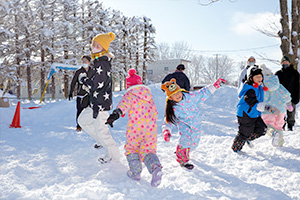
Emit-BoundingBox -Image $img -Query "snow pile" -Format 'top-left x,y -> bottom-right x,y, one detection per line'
0,85 -> 300,200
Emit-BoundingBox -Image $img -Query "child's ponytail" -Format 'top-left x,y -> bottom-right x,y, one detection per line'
165,99 -> 177,124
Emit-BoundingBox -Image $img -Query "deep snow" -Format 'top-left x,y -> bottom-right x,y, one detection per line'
1,85 -> 300,200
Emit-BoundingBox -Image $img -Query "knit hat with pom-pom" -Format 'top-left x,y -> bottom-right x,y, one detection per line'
92,32 -> 115,51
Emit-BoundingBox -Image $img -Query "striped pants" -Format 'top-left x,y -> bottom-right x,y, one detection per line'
176,145 -> 190,164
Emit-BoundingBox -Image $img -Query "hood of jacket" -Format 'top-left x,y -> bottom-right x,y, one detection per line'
126,85 -> 153,102
264,75 -> 279,91
128,68 -> 136,76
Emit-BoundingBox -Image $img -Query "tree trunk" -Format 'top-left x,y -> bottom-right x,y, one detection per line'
51,4 -> 55,100
298,0 -> 300,70
291,0 -> 299,68
26,38 -> 32,100
15,15 -> 21,99
41,49 -> 45,99
278,0 -> 290,57
136,32 -> 139,74
142,18 -> 147,83
40,4 -> 45,99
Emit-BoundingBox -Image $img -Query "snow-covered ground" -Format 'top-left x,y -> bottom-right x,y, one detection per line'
1,85 -> 300,200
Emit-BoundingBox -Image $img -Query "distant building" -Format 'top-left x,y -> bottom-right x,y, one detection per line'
146,59 -> 191,83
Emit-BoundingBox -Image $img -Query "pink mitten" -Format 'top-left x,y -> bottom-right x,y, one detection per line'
287,103 -> 294,112
163,129 -> 171,142
213,78 -> 226,89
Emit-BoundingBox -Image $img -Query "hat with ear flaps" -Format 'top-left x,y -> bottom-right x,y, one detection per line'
247,66 -> 268,91
161,78 -> 187,100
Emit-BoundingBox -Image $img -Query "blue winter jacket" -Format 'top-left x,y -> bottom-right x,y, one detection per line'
237,84 -> 264,118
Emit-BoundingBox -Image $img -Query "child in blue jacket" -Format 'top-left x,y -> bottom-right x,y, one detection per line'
232,66 -> 278,152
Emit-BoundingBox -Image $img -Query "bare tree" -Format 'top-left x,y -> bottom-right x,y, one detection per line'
201,0 -> 300,69
186,55 -> 205,85
170,41 -> 193,60
200,55 -> 234,84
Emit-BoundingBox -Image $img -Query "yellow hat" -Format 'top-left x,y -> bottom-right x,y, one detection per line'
92,32 -> 115,51
161,78 -> 186,100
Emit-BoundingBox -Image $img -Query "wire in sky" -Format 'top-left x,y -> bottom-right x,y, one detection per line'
188,44 -> 279,53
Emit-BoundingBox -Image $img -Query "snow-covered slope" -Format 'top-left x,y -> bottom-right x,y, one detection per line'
1,85 -> 299,200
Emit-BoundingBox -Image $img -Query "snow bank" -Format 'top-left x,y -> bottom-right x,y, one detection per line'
0,85 -> 299,200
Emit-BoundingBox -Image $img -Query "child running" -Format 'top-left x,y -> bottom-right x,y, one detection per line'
105,76 -> 162,187
161,78 -> 225,169
232,66 -> 278,152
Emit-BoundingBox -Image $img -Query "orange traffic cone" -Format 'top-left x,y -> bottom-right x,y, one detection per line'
10,101 -> 21,128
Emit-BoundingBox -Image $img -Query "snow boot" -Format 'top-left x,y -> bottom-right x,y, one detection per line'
232,138 -> 245,152
272,130 -> 284,147
126,153 -> 142,181
266,127 -> 275,137
248,133 -> 261,141
181,162 -> 194,170
144,153 -> 163,187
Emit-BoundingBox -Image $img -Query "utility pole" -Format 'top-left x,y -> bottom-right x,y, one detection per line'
214,54 -> 220,80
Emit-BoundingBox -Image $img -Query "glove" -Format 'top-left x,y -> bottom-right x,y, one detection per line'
286,102 -> 294,112
68,93 -> 73,101
163,129 -> 171,142
78,73 -> 87,84
213,78 -> 226,89
105,108 -> 122,127
265,105 -> 280,115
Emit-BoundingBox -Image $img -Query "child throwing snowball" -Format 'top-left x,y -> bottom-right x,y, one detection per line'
161,78 -> 226,169
105,75 -> 162,187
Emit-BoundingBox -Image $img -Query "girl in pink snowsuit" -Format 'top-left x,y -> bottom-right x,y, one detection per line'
105,82 -> 162,187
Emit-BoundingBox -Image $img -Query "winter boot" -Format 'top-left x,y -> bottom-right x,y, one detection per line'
232,138 -> 245,152
144,153 -> 163,187
272,130 -> 284,147
76,125 -> 82,132
288,124 -> 293,131
181,162 -> 194,170
126,153 -> 142,181
248,133 -> 261,141
266,127 -> 275,137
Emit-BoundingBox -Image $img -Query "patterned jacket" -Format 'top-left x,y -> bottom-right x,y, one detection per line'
82,53 -> 114,118
263,75 -> 291,113
162,85 -> 216,149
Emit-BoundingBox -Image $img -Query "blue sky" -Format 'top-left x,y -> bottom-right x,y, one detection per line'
101,0 -> 283,78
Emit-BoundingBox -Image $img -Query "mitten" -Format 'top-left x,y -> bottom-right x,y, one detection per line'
213,78 -> 226,89
286,101 -> 293,112
68,93 -> 73,101
163,129 -> 171,142
78,73 -> 87,84
105,108 -> 122,127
